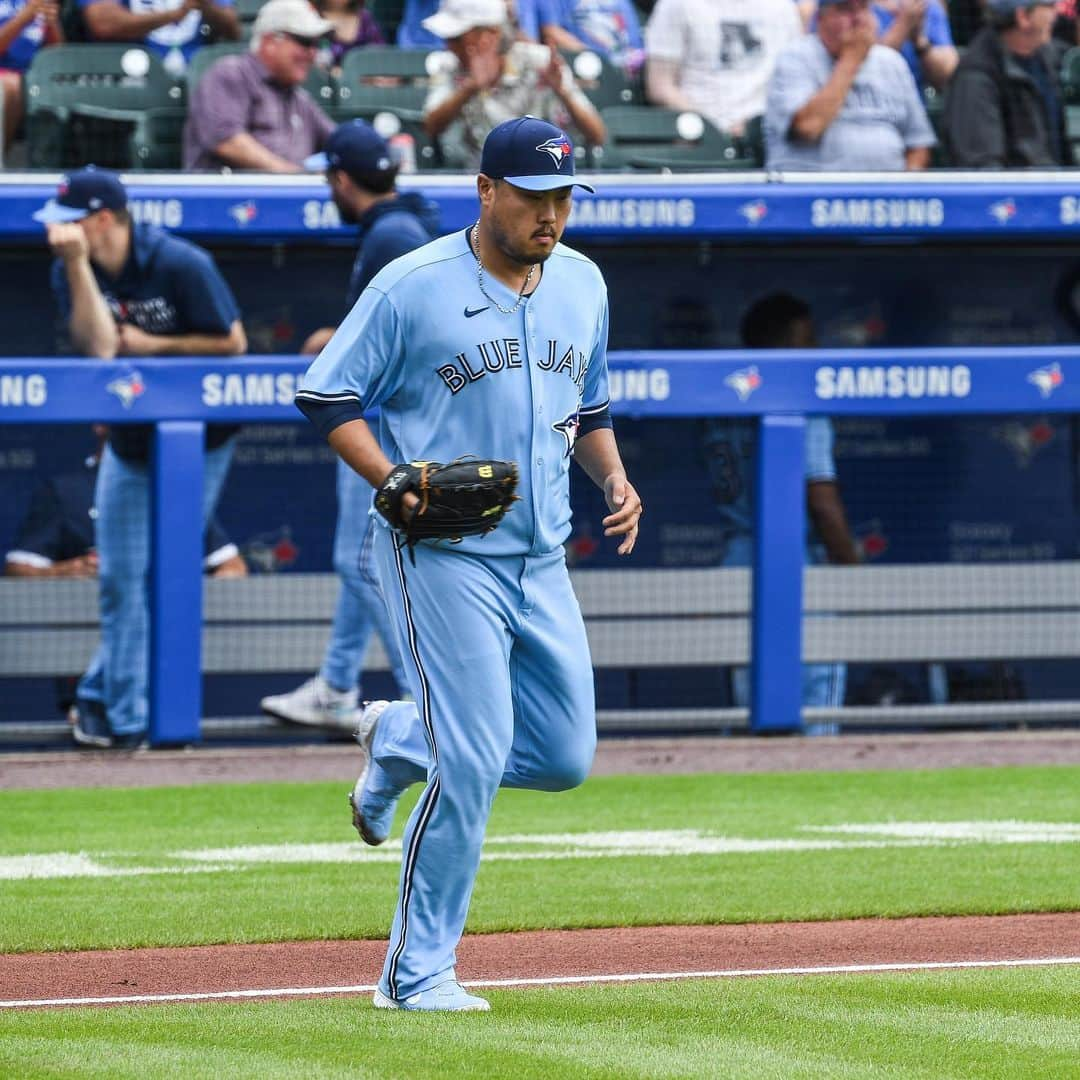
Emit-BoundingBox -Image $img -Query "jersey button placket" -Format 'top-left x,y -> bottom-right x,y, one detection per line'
523,298 -> 545,555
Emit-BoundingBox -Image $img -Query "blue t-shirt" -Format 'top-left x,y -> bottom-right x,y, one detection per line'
51,223 -> 241,461
298,229 -> 612,557
872,0 -> 952,91
703,415 -> 836,562
78,0 -> 235,71
0,0 -> 50,72
396,0 -> 442,49
526,0 -> 643,61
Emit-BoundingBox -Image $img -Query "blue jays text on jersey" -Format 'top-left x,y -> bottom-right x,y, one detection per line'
296,228 -> 613,557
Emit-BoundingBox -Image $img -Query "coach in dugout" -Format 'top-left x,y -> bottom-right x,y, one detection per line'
34,166 -> 246,750
765,0 -> 936,171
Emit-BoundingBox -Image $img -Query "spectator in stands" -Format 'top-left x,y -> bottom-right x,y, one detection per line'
0,0 -> 62,150
873,1 -> 959,91
260,121 -> 437,730
645,0 -> 802,137
184,0 -> 335,172
533,0 -> 646,77
765,0 -> 936,170
34,167 -> 246,750
422,0 -> 605,169
5,429 -> 247,580
79,0 -> 240,77
943,0 -> 1065,167
704,293 -> 859,729
315,0 -> 383,73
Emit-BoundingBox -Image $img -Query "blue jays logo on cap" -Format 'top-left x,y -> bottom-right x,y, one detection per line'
480,116 -> 595,194
536,135 -> 573,168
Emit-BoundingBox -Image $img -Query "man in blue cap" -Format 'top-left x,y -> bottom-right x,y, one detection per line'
261,120 -> 441,730
296,116 -> 642,1011
35,166 -> 246,749
944,0 -> 1064,167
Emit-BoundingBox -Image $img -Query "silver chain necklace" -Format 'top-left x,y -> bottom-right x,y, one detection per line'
470,224 -> 535,315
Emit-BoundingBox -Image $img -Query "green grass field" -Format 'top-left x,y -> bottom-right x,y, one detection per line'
1,968 -> 1078,1079
2,764 -> 1079,1078
2,766 -> 1079,952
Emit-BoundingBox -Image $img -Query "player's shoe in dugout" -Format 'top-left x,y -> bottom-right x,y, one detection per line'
260,675 -> 358,731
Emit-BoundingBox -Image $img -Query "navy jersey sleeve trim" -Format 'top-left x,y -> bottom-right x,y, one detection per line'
295,392 -> 366,440
577,401 -> 613,436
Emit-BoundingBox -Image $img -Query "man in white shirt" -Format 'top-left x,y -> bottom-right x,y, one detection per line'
644,0 -> 804,135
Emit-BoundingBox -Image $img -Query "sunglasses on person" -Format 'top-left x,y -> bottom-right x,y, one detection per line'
278,31 -> 322,48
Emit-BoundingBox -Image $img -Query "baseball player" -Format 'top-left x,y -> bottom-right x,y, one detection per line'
703,292 -> 858,726
261,121 -> 440,729
35,167 -> 246,750
296,116 -> 642,1012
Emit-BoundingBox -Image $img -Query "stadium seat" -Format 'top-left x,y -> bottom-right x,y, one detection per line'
336,45 -> 432,116
562,49 -> 639,110
333,46 -> 443,165
24,44 -> 186,169
1061,46 -> 1080,103
596,105 -> 758,171
186,41 -> 247,93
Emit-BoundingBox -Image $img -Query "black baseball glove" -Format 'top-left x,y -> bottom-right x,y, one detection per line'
375,457 -> 520,558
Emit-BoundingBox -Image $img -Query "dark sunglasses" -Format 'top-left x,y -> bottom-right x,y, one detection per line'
280,31 -> 322,48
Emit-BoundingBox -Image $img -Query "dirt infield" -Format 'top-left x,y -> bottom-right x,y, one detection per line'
3,729 -> 1080,790
2,914 -> 1078,1007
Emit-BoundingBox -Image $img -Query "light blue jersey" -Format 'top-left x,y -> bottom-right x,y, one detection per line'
297,228 -> 611,557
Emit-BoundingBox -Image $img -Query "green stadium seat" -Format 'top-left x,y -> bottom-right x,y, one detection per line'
24,44 -> 185,169
596,105 -> 758,172
562,49 -> 639,110
186,41 -> 247,92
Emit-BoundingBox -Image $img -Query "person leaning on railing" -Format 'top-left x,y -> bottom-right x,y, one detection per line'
32,167 -> 247,751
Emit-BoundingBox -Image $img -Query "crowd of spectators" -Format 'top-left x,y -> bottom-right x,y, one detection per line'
2,0 -> 1079,168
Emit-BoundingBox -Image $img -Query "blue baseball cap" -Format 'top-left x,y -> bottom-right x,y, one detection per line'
33,166 -> 127,224
480,116 -> 594,194
304,119 -> 394,179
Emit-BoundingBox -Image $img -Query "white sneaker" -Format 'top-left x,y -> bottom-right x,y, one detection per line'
349,700 -> 398,845
261,675 -> 358,731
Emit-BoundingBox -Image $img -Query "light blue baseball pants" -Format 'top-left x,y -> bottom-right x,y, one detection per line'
369,525 -> 597,1000
76,439 -> 235,736
319,459 -> 408,695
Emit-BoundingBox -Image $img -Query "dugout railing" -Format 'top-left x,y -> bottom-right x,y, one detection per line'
1,348 -> 1079,744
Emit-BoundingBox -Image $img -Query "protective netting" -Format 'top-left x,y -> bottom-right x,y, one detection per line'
3,413 -> 1079,740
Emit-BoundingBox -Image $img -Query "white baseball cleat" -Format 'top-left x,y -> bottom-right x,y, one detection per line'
261,675 -> 358,731
373,981 -> 491,1012
349,700 -> 398,845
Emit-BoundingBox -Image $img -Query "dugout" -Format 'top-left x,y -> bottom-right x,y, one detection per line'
2,172 -> 1080,743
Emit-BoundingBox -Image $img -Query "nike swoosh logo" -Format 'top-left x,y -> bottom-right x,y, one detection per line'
464,306 -> 489,318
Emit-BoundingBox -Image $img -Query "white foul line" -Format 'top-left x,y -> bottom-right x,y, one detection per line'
2,955 -> 1079,1010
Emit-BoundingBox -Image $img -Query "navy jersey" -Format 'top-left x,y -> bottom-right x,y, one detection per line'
51,223 -> 242,463
298,229 -> 612,557
346,193 -> 441,310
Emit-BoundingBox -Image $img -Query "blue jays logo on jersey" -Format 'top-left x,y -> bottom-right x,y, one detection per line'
553,411 -> 579,456
536,135 -> 572,169
107,369 -> 146,409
